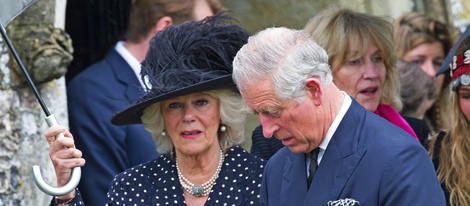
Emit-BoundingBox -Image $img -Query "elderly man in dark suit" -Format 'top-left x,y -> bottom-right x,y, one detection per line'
232,27 -> 445,205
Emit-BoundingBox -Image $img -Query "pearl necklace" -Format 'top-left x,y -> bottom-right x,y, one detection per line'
176,149 -> 224,197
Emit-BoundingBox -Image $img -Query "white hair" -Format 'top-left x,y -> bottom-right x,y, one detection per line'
232,27 -> 332,102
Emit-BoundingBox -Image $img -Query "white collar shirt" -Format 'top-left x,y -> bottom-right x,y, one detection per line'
114,41 -> 146,89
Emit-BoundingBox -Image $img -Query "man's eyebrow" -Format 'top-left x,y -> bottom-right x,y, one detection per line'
258,106 -> 281,114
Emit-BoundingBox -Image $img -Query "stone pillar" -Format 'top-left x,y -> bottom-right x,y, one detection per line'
0,0 -> 71,205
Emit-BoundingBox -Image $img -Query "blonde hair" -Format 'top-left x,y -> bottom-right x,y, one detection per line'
428,36 -> 470,205
141,89 -> 247,154
304,8 -> 401,110
394,12 -> 453,60
429,90 -> 470,205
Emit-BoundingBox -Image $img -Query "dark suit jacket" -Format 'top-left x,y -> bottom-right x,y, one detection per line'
251,112 -> 429,161
260,100 -> 445,206
67,48 -> 159,205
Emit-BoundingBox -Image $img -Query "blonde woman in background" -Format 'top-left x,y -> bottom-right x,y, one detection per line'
429,33 -> 470,205
304,8 -> 423,141
394,12 -> 456,135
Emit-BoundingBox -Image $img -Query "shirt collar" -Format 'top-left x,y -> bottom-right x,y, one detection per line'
114,41 -> 146,88
317,91 -> 351,163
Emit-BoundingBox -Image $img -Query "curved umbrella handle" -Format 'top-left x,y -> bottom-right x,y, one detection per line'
32,114 -> 81,196
32,165 -> 81,196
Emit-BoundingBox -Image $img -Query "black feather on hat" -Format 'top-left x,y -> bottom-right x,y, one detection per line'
111,13 -> 249,125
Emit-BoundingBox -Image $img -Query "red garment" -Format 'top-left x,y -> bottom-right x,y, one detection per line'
374,104 -> 419,141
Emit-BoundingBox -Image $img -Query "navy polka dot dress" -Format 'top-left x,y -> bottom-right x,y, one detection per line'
51,146 -> 265,206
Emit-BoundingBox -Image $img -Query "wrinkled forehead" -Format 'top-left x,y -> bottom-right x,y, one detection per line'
239,79 -> 279,109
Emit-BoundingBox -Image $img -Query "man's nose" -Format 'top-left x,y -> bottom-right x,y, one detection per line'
259,115 -> 279,138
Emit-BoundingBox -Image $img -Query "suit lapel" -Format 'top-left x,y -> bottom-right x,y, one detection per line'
107,49 -> 143,102
280,152 -> 309,206
305,101 -> 367,205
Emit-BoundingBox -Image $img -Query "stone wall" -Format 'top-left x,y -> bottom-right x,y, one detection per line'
0,0 -> 70,205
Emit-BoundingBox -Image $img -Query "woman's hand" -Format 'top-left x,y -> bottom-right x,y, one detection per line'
45,125 -> 85,199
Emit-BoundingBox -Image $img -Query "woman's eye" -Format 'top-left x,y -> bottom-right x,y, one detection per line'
372,55 -> 383,63
348,59 -> 361,65
168,102 -> 182,109
460,93 -> 470,99
194,99 -> 209,107
433,60 -> 443,68
411,59 -> 424,65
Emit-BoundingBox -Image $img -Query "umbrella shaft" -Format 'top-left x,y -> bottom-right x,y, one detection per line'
0,21 -> 51,116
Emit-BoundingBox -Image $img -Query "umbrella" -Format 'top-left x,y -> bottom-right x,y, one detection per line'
0,0 -> 37,26
0,0 -> 81,196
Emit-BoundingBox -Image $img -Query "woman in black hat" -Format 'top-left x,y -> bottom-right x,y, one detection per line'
428,35 -> 470,205
45,14 -> 265,206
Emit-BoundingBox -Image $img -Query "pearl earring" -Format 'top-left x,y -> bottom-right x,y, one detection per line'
220,124 -> 226,132
161,129 -> 166,136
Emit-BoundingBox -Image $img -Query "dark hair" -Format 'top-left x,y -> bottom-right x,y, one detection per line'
126,0 -> 224,43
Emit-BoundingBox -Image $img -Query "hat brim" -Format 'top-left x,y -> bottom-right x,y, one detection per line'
437,25 -> 470,76
111,74 -> 235,125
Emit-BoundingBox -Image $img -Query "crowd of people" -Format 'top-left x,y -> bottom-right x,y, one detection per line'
40,1 -> 470,205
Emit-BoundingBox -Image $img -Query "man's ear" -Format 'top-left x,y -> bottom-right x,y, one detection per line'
151,16 -> 173,36
304,78 -> 322,106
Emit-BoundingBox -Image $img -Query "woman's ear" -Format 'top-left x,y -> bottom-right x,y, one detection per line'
304,78 -> 322,106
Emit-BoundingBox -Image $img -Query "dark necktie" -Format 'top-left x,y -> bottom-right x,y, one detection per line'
307,148 -> 319,188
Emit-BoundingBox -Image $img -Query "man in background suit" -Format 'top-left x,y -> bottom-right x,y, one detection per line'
232,27 -> 445,205
66,0 -> 223,205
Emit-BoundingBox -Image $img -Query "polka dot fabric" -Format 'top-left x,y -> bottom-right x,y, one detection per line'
51,146 -> 265,206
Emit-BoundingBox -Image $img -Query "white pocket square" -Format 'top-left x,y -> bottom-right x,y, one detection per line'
327,198 -> 360,206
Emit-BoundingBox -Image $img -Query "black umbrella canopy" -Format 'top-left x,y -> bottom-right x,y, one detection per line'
0,0 -> 37,26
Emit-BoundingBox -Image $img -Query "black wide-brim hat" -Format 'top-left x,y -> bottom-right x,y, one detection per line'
111,75 -> 236,125
111,14 -> 248,125
437,25 -> 470,76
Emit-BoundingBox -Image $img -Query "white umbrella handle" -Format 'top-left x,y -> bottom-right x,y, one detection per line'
32,114 -> 81,196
